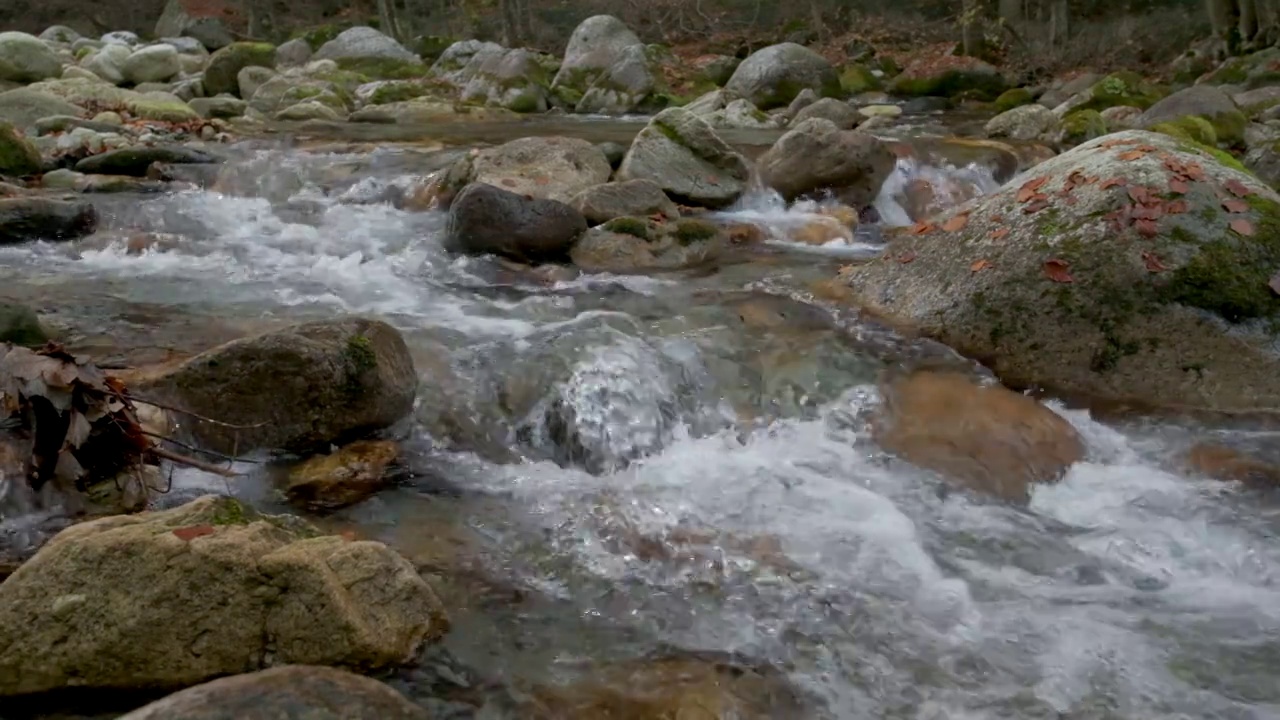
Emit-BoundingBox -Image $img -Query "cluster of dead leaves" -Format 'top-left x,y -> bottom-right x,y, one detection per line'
0,343 -> 151,492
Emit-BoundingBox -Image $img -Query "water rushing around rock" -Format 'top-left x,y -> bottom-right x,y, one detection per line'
2,127 -> 1280,719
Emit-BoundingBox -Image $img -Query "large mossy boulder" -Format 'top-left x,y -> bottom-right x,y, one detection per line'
204,42 -> 277,97
0,495 -> 446,697
889,56 -> 1007,101
723,43 -> 840,110
1137,85 -> 1247,148
985,103 -> 1059,141
0,122 -> 42,176
459,47 -> 548,113
1060,71 -> 1164,113
839,130 -> 1280,414
551,15 -> 649,110
118,666 -> 429,720
616,107 -> 751,208
0,32 -> 63,83
575,44 -> 656,115
128,317 -> 417,454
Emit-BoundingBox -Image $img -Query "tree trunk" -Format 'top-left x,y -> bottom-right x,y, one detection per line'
1240,0 -> 1260,46
1049,0 -> 1070,47
377,0 -> 402,41
960,0 -> 981,56
998,0 -> 1022,23
499,0 -> 521,46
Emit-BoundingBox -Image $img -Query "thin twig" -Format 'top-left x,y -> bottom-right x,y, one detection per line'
123,394 -> 268,430
149,446 -> 242,478
141,430 -> 264,464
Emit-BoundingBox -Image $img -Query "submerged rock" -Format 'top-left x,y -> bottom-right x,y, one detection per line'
118,666 -> 429,720
284,439 -> 400,511
872,368 -> 1084,503
756,118 -> 895,209
841,130 -> 1280,414
616,107 -> 751,208
0,198 -> 98,244
0,495 -> 447,697
127,317 -> 417,454
74,144 -> 216,176
445,182 -> 587,262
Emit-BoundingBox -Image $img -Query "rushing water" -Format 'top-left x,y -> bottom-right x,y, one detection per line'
2,123 -> 1280,719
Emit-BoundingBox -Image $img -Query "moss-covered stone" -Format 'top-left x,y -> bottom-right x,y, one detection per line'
838,64 -> 879,95
334,56 -> 426,81
367,81 -> 429,106
0,122 -> 42,176
0,302 -> 47,346
602,216 -> 650,239
1059,109 -> 1107,146
295,24 -> 348,51
1077,71 -> 1164,111
411,35 -> 455,61
994,87 -> 1033,112
890,68 -> 1007,101
205,42 -> 278,97
127,93 -> 200,123
1152,116 -> 1218,146
673,218 -> 717,244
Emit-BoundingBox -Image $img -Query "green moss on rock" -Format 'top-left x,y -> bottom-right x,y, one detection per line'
673,218 -> 717,244
1079,71 -> 1164,111
0,302 -> 48,346
994,87 -> 1033,112
1152,116 -> 1217,146
368,81 -> 428,106
0,122 -> 42,176
890,69 -> 1007,101
602,216 -> 650,239
839,64 -> 879,95
1059,109 -> 1107,146
205,42 -> 278,97
334,56 -> 425,81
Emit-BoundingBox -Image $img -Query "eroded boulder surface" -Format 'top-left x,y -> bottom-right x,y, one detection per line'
0,495 -> 447,697
616,107 -> 751,208
841,130 -> 1280,414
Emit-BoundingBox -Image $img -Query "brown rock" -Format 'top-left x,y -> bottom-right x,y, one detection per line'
785,215 -> 853,245
285,440 -> 400,511
1183,442 -> 1280,487
117,665 -> 428,720
871,369 -> 1085,502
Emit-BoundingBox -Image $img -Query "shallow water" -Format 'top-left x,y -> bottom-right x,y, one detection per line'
2,121 -> 1280,719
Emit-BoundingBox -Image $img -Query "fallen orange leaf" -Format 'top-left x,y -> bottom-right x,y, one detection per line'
1118,150 -> 1147,161
941,212 -> 970,232
1222,198 -> 1249,213
173,525 -> 216,542
1230,218 -> 1256,236
970,258 -> 992,272
1023,198 -> 1050,214
1169,178 -> 1189,195
898,251 -> 917,263
910,221 -> 935,235
1141,250 -> 1167,273
1043,258 -> 1073,283
1225,179 -> 1254,198
1100,178 -> 1126,190
989,227 -> 1010,240
1134,218 -> 1159,238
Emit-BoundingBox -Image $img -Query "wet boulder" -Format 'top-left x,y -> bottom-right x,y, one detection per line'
0,32 -> 63,83
284,439 -> 400,511
0,495 -> 447,697
204,42 -> 277,97
724,43 -> 840,110
616,107 -> 751,208
756,118 -> 895,209
74,144 -> 216,176
118,666 -> 429,720
438,136 -> 612,205
569,179 -> 680,225
0,122 -> 41,177
871,368 -> 1084,503
840,130 -> 1280,414
445,182 -> 587,262
128,317 -> 417,454
0,198 -> 98,244
569,216 -> 726,274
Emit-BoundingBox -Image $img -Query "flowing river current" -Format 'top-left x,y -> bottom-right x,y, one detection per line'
2,119 -> 1280,719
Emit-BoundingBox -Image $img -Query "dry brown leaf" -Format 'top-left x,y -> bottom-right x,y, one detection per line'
1100,178 -> 1126,190
1169,178 -> 1189,195
910,221 -> 934,235
1043,258 -> 1073,283
989,227 -> 1010,240
1134,218 -> 1159,238
941,212 -> 970,232
897,251 -> 917,264
1118,149 -> 1147,161
1141,250 -> 1167,273
1225,179 -> 1254,198
173,525 -> 216,542
1023,198 -> 1050,214
1016,177 -> 1048,202
970,258 -> 992,272
1166,199 -> 1188,214
1230,218 -> 1256,236
1223,198 -> 1250,213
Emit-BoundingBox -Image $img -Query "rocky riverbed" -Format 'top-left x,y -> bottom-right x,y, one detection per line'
3,11 -> 1280,720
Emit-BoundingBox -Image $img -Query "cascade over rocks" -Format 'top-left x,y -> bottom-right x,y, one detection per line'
841,130 -> 1280,414
756,118 -> 896,210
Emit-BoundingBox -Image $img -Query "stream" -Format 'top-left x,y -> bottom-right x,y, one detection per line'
3,117 -> 1280,719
